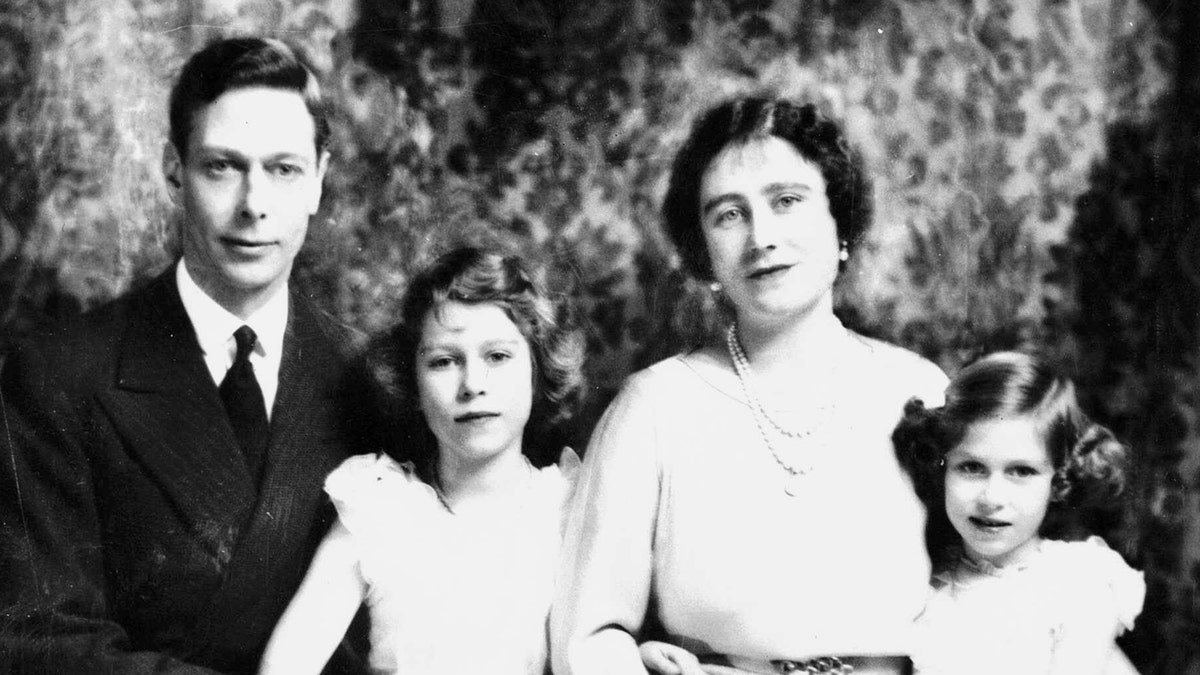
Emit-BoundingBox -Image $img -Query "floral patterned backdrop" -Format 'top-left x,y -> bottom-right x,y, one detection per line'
1,0 -> 1197,672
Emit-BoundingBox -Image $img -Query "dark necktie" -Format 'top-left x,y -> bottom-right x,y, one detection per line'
219,325 -> 269,484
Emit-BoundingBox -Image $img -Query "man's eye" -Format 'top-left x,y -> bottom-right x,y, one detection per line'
205,160 -> 234,174
271,164 -> 303,178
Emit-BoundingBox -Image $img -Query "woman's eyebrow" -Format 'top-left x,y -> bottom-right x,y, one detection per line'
700,192 -> 744,216
762,181 -> 813,194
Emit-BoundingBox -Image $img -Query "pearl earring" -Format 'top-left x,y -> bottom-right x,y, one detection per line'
838,241 -> 850,262
709,281 -> 723,294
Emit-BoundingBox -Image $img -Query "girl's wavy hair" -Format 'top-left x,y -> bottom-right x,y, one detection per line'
661,96 -> 873,281
368,247 -> 585,479
892,352 -> 1130,567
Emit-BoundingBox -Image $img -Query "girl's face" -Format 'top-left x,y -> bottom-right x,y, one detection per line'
944,417 -> 1055,568
698,136 -> 840,328
416,300 -> 534,471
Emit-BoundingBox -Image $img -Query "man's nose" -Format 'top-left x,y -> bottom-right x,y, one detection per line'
238,167 -> 269,222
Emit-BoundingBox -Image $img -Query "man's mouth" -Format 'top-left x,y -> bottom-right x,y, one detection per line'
223,237 -> 272,248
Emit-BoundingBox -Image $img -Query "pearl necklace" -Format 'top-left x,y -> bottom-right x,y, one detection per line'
726,323 -> 831,495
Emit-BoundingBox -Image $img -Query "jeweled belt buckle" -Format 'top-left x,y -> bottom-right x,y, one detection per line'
772,656 -> 853,674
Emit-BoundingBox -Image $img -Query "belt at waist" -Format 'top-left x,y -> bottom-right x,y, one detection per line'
701,654 -> 913,675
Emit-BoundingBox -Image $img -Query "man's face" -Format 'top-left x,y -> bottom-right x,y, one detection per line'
164,86 -> 328,317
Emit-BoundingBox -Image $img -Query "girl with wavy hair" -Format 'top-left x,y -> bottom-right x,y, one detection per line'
261,246 -> 585,674
892,352 -> 1144,675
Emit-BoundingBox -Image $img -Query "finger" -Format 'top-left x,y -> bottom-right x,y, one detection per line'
669,653 -> 707,675
642,648 -> 682,674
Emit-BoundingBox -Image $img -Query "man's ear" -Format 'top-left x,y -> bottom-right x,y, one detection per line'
307,149 -> 331,215
162,142 -> 183,200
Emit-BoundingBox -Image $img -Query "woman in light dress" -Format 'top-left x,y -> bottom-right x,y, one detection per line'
552,97 -> 948,675
260,246 -> 584,675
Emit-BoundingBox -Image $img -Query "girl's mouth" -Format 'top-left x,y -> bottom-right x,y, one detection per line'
968,516 -> 1010,530
455,412 -> 500,423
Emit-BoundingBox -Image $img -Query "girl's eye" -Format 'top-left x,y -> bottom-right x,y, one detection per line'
426,356 -> 456,370
1009,465 -> 1040,478
954,460 -> 986,476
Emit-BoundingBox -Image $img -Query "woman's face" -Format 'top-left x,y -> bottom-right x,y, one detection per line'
698,136 -> 840,328
416,300 -> 534,471
944,417 -> 1054,568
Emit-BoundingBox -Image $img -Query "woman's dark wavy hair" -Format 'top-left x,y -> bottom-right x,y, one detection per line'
892,352 -> 1131,569
168,37 -> 330,161
661,96 -> 873,281
369,246 -> 585,482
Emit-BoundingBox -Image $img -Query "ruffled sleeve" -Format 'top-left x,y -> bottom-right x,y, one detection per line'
1085,537 -> 1145,633
324,453 -> 440,548
1049,537 -> 1146,636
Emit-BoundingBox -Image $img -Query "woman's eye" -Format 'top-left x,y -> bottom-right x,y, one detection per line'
427,356 -> 455,369
715,207 -> 744,225
486,351 -> 513,364
776,194 -> 802,208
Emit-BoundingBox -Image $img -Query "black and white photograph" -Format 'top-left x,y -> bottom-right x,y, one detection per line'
0,1 -> 1196,673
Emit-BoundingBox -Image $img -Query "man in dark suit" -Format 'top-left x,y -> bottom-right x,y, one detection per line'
0,37 -> 370,673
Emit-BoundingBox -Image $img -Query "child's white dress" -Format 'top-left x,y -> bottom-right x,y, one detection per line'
324,450 -> 579,675
912,537 -> 1144,675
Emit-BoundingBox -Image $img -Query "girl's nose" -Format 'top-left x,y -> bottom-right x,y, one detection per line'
459,362 -> 488,399
976,477 -> 1006,509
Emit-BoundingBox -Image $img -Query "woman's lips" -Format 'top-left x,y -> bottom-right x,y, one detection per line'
745,263 -> 792,280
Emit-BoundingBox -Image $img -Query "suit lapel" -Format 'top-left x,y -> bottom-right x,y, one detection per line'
100,269 -> 257,541
191,294 -> 355,653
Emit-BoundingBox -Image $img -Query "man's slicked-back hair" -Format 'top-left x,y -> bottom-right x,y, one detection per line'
168,37 -> 330,161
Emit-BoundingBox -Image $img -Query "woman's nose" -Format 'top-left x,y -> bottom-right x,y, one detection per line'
746,208 -> 781,251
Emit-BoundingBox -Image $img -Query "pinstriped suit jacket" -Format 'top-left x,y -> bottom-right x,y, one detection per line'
0,266 -> 372,674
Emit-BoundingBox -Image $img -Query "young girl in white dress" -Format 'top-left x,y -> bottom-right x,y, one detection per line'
892,352 -> 1145,675
259,246 -> 585,675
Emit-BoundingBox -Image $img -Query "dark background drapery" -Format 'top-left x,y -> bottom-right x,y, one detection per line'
1,1 -> 1196,672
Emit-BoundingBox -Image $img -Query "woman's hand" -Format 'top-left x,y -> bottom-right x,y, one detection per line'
639,640 -> 706,675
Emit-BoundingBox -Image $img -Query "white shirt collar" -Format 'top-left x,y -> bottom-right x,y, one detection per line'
176,258 -> 289,365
